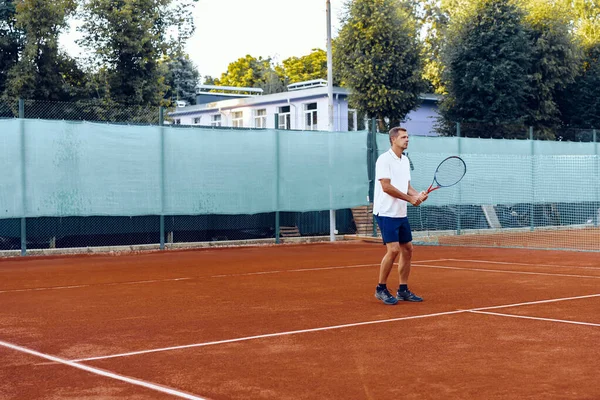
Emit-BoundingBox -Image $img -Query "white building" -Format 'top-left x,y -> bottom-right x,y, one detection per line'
169,79 -> 440,135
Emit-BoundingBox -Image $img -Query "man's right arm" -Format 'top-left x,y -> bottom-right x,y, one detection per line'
380,178 -> 423,206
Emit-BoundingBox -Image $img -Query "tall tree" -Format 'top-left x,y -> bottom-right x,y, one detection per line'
5,0 -> 81,100
164,54 -> 199,105
214,55 -> 285,94
79,0 -> 197,105
334,0 -> 426,132
569,0 -> 600,49
556,0 -> 600,132
439,0 -> 533,137
414,0 -> 448,94
0,0 -> 21,96
202,75 -> 215,85
521,1 -> 580,138
277,49 -> 328,85
559,43 -> 600,130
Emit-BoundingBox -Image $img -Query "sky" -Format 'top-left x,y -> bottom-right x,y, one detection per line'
183,0 -> 344,79
61,0 -> 345,81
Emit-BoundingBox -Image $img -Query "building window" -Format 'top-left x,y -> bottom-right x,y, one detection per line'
193,117 -> 202,125
232,111 -> 243,128
173,119 -> 181,125
304,103 -> 317,130
348,109 -> 358,131
254,109 -> 267,128
278,105 -> 291,130
211,114 -> 221,127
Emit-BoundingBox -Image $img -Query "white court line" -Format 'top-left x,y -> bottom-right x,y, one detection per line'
413,263 -> 600,280
207,258 -> 449,278
443,258 -> 600,270
72,309 -> 467,362
0,259 -> 449,294
208,263 -> 379,278
0,277 -> 193,295
0,340 -> 208,400
71,293 -> 600,363
466,310 -> 600,327
469,293 -> 600,311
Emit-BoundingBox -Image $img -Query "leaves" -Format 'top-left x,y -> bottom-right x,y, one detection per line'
334,0 -> 426,131
279,49 -> 328,85
4,0 -> 81,100
440,0 -> 533,134
78,0 -> 186,105
213,55 -> 285,94
163,54 -> 199,105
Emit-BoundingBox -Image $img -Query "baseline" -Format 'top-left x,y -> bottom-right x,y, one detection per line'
442,258 -> 600,270
466,310 -> 600,327
0,259 -> 448,295
413,263 -> 600,280
71,293 -> 600,363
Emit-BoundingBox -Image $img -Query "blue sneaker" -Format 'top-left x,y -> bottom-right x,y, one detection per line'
375,288 -> 398,305
396,289 -> 423,302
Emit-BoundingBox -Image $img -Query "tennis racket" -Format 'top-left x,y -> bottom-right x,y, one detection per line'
426,156 -> 466,194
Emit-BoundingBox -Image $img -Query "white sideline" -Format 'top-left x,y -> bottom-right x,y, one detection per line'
443,258 -> 600,270
0,340 -> 207,400
466,310 -> 600,327
413,263 -> 600,279
71,293 -> 600,363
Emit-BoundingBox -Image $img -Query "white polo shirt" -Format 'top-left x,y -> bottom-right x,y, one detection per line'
373,149 -> 411,217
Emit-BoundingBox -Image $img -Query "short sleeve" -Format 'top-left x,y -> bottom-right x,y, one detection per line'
375,155 -> 390,181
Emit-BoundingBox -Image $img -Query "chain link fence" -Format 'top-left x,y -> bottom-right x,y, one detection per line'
0,98 -> 161,124
2,99 -> 599,255
1,99 -> 362,255
432,120 -> 598,142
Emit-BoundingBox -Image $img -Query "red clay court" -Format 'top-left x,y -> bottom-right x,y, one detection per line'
1,241 -> 599,399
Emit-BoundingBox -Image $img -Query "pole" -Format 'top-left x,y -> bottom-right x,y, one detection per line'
159,107 -> 165,250
371,118 -> 378,237
274,114 -> 280,244
456,122 -> 461,235
19,99 -> 26,256
326,0 -> 336,242
594,129 -> 598,226
530,126 -> 535,232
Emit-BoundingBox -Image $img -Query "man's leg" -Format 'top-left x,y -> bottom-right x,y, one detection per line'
396,242 -> 423,302
375,242 -> 400,305
379,242 -> 400,284
397,242 -> 413,284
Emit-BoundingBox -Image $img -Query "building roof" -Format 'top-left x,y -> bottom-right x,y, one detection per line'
171,86 -> 351,116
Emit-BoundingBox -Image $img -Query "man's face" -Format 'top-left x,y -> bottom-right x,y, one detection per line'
393,131 -> 409,150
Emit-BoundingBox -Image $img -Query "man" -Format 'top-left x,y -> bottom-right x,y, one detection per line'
373,127 -> 428,305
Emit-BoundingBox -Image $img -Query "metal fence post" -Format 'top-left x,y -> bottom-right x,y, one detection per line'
274,114 -> 280,244
370,118 -> 378,237
530,126 -> 535,232
594,129 -> 598,226
456,122 -> 462,235
159,106 -> 165,250
19,99 -> 26,256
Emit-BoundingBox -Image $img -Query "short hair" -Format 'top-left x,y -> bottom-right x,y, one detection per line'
389,127 -> 407,144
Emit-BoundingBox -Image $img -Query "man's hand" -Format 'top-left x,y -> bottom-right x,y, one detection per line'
410,191 -> 428,206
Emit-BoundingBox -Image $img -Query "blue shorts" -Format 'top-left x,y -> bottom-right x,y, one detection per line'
374,215 -> 413,244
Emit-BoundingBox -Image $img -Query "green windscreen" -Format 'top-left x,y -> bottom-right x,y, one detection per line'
1,120 -> 370,218
374,134 -> 599,251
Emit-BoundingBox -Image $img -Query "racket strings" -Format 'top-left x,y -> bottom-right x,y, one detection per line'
434,157 -> 466,187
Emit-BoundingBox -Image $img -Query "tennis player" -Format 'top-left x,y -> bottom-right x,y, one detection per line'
373,127 -> 428,305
